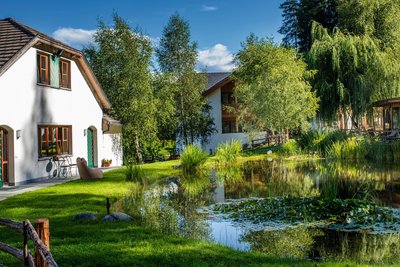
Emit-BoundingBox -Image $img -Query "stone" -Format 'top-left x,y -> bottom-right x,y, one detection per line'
102,212 -> 133,222
72,212 -> 97,221
267,150 -> 273,154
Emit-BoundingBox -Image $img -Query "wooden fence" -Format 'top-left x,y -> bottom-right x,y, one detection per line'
0,218 -> 58,267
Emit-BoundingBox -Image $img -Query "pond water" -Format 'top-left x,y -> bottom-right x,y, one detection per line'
123,159 -> 400,264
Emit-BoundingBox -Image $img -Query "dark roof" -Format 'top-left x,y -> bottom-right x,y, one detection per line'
373,97 -> 400,107
202,72 -> 232,96
205,72 -> 231,91
0,18 -> 111,110
0,18 -> 35,70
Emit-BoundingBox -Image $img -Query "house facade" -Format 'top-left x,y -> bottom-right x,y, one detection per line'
0,18 -> 122,186
202,73 -> 265,153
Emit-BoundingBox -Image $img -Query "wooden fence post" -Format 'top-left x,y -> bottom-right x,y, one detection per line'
23,220 -> 28,266
34,218 -> 50,267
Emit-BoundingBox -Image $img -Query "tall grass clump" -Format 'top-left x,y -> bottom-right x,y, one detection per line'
215,140 -> 242,166
327,138 -> 368,160
297,130 -> 348,156
393,139 -> 400,161
181,145 -> 208,176
125,161 -> 146,183
366,140 -> 393,162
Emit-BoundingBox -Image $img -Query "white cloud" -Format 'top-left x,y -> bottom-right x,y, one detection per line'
52,28 -> 96,48
198,44 -> 235,72
202,5 -> 218,11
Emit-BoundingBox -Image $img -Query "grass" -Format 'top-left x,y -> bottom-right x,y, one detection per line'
180,145 -> 209,176
0,156 -> 389,266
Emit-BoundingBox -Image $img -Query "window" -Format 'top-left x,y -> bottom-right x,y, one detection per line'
37,51 -> 72,89
37,53 -> 50,85
221,92 -> 235,105
60,60 -> 71,88
222,120 -> 242,133
38,126 -> 71,157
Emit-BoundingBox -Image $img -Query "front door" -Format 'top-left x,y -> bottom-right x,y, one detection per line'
0,128 -> 9,186
87,128 -> 94,168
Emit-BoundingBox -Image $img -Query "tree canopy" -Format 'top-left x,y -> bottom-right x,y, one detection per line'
155,13 -> 215,146
84,13 -> 157,162
279,0 -> 338,52
234,36 -> 318,133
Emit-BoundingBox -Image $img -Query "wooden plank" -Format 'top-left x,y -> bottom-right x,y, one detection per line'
0,242 -> 34,266
0,218 -> 23,233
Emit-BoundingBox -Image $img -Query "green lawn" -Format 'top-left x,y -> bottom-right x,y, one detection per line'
0,158 -> 380,266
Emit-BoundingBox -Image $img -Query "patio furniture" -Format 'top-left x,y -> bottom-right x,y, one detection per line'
76,157 -> 103,179
59,156 -> 78,177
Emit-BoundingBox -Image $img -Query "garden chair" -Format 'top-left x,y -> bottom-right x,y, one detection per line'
76,157 -> 103,179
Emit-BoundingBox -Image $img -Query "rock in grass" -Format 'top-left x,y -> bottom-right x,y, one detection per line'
72,212 -> 97,221
102,212 -> 132,222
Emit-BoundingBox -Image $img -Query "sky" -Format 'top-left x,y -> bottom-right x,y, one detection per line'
1,0 -> 284,72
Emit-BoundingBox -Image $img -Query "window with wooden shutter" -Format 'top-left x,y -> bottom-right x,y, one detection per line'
60,60 -> 71,88
37,53 -> 50,85
38,126 -> 72,158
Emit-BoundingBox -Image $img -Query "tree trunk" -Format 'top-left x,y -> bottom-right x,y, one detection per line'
134,136 -> 143,163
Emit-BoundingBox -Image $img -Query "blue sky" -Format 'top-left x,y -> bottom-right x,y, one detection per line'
1,0 -> 284,72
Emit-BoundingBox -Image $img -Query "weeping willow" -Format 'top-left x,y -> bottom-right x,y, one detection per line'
308,22 -> 400,123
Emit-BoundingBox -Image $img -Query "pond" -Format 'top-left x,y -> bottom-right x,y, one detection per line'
122,159 -> 400,264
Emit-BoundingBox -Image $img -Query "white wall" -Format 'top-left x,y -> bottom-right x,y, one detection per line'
0,48 -> 122,185
204,88 -> 257,153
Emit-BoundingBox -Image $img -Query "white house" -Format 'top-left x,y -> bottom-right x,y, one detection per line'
0,18 -> 122,186
202,72 -> 265,153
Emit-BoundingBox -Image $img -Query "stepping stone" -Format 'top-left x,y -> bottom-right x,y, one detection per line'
72,212 -> 97,221
102,212 -> 132,222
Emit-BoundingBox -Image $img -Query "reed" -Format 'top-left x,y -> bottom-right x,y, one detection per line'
180,145 -> 208,176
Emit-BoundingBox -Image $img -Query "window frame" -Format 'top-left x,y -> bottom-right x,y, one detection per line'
37,53 -> 50,85
60,59 -> 71,89
38,125 -> 72,158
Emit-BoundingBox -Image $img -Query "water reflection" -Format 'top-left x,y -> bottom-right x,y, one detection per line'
122,159 -> 400,264
242,226 -> 323,259
123,176 -> 211,240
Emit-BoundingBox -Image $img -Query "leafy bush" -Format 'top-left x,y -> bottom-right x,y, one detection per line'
180,145 -> 208,176
278,139 -> 299,156
215,140 -> 242,166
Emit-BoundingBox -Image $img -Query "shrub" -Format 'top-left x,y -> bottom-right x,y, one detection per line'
180,145 -> 208,176
278,139 -> 299,156
215,140 -> 242,166
297,130 -> 348,156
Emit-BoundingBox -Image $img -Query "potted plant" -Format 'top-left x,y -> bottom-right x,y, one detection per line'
101,159 -> 112,167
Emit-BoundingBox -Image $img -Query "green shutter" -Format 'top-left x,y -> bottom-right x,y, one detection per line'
87,129 -> 94,168
50,55 -> 60,88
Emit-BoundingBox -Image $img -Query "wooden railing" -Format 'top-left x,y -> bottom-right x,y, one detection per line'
0,218 -> 58,267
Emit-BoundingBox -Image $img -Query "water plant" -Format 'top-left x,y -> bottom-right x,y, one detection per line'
180,145 -> 208,176
214,196 -> 399,227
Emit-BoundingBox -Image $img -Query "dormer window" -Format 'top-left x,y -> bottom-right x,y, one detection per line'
60,60 -> 71,88
37,53 -> 50,85
37,51 -> 71,89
